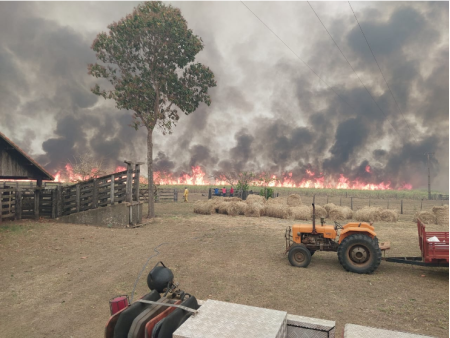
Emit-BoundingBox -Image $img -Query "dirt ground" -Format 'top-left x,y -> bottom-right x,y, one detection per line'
0,194 -> 448,338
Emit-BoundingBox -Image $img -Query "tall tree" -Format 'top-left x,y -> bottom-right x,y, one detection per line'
88,1 -> 216,218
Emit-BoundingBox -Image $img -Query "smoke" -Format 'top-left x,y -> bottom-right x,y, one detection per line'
0,2 -> 448,190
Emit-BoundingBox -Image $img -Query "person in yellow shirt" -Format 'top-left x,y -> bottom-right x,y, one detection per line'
183,187 -> 189,202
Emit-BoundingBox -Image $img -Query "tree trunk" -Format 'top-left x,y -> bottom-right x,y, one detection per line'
147,127 -> 155,218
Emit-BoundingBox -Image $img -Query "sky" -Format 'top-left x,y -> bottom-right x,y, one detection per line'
0,1 -> 448,191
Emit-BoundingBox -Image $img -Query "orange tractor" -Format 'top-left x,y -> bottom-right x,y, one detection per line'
285,204 -> 389,274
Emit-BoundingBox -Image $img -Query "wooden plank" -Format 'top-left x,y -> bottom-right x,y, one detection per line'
34,189 -> 40,220
110,175 -> 115,205
15,190 -> 22,220
133,164 -> 140,202
76,185 -> 80,213
92,179 -> 98,209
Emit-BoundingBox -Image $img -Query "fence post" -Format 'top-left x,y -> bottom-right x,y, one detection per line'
387,199 -> 389,209
351,197 -> 353,210
420,199 -> 423,211
51,189 -> 56,219
369,198 -> 370,207
401,199 -> 403,214
208,188 -> 212,200
15,190 -> 22,220
76,185 -> 80,213
92,179 -> 98,209
34,188 -> 40,220
174,189 -> 178,202
326,195 -> 329,204
56,186 -> 62,217
125,162 -> 134,203
133,164 -> 141,202
313,195 -> 316,204
340,197 -> 342,206
110,175 -> 115,205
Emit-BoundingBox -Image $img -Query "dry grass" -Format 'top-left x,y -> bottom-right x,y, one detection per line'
0,199 -> 448,338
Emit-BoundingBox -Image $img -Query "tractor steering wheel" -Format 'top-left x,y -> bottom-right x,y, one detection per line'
334,221 -> 343,230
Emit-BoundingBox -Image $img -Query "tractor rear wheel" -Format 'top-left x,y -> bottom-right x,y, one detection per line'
337,234 -> 381,274
288,244 -> 311,268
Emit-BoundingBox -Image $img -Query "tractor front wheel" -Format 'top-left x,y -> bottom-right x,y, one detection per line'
288,244 -> 312,268
337,234 -> 381,274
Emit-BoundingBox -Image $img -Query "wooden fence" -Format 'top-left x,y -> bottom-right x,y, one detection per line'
0,162 -> 144,223
139,188 -> 178,203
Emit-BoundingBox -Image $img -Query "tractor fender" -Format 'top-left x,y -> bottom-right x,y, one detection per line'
338,227 -> 377,244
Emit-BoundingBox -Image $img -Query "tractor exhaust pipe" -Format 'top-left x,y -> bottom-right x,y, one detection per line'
312,203 -> 317,234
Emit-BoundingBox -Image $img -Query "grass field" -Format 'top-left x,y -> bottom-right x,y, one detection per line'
0,195 -> 448,338
148,184 -> 445,200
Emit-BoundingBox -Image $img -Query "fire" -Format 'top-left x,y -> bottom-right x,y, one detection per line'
53,164 -> 129,183
51,163 -> 413,191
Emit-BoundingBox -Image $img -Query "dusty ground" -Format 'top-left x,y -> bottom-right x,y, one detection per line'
0,194 -> 448,338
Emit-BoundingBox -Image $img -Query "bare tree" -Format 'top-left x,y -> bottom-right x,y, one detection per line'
67,154 -> 106,182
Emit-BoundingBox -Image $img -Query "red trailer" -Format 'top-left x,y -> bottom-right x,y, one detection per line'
385,220 -> 449,267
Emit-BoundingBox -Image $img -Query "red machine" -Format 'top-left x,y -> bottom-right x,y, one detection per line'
385,220 -> 449,267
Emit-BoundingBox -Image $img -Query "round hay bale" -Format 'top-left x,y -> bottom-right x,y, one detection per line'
227,201 -> 240,217
328,208 -> 345,221
289,206 -> 310,220
413,211 -> 436,224
432,205 -> 449,226
310,205 -> 327,219
355,207 -> 381,222
193,200 -> 215,215
245,194 -> 265,205
287,194 -> 302,207
380,209 -> 398,222
210,198 -> 222,213
324,203 -> 337,216
244,203 -> 261,217
265,204 -> 292,219
217,202 -> 230,215
341,207 -> 353,220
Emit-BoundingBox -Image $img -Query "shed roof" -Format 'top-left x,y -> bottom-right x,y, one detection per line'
0,131 -> 54,181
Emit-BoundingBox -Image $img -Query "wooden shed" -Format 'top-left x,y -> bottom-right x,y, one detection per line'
0,131 -> 54,185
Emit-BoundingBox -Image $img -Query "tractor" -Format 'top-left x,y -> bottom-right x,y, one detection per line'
285,204 -> 389,274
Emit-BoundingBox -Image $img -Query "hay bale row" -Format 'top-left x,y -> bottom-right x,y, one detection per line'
266,196 -> 287,206
227,201 -> 247,217
432,205 -> 449,226
310,205 -> 327,219
355,207 -> 382,222
323,203 -> 337,216
287,194 -> 302,207
290,206 -> 310,220
328,206 -> 353,221
223,197 -> 243,202
244,203 -> 262,217
265,204 -> 292,219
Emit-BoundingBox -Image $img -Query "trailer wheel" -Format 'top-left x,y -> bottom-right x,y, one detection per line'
288,244 -> 311,268
337,234 -> 381,274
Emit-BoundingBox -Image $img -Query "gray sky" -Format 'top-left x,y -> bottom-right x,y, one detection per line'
0,1 -> 448,191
